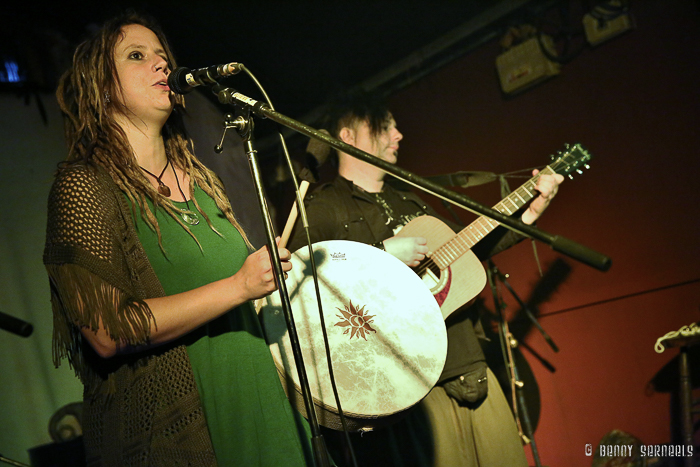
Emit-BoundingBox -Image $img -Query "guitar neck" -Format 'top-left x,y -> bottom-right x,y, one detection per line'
432,167 -> 555,268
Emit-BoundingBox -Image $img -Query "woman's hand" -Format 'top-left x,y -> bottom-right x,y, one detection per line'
82,238 -> 293,358
234,238 -> 293,301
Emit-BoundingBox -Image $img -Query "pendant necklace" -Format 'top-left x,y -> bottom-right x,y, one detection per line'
373,191 -> 396,226
172,164 -> 200,226
140,159 -> 199,225
140,160 -> 172,197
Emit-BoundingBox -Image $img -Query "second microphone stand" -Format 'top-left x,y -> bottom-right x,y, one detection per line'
485,259 -> 561,467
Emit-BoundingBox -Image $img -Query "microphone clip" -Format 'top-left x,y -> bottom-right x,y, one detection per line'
215,114 -> 252,153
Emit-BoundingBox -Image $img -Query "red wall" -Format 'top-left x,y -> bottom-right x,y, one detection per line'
384,1 -> 700,465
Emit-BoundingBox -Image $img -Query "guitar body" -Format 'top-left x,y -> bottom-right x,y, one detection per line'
396,215 -> 487,320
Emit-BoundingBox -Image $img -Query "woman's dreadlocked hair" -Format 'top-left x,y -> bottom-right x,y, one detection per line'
55,10 -> 251,249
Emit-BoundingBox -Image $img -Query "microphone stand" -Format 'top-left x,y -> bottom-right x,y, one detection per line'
489,265 -> 559,354
217,109 -> 330,467
211,84 -> 612,273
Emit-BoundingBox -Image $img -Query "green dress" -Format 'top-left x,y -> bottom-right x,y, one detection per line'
132,186 -> 312,466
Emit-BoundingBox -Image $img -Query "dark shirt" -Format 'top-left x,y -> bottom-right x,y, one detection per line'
288,175 -> 523,382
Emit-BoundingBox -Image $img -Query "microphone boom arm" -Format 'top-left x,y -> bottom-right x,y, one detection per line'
211,84 -> 611,272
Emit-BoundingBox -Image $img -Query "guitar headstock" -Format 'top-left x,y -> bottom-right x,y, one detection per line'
549,143 -> 592,179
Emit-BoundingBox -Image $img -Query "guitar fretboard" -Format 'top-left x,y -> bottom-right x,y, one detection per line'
431,166 -> 556,269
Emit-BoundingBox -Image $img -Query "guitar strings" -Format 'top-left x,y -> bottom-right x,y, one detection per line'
415,256 -> 438,276
414,174 -> 538,278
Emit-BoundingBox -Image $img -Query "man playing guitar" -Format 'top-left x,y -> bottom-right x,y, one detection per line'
287,90 -> 563,467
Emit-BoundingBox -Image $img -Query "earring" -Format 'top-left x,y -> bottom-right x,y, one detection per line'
104,91 -> 110,104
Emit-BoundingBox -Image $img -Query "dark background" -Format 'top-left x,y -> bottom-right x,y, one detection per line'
3,1 -> 555,124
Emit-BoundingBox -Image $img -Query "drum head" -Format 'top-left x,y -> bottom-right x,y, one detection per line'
260,240 -> 447,430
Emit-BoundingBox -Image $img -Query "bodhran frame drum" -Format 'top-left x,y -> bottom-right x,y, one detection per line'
259,240 -> 447,431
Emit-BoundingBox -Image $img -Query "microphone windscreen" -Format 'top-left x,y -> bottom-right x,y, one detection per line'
168,67 -> 193,95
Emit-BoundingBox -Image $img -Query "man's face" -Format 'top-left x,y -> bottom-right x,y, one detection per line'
351,117 -> 403,164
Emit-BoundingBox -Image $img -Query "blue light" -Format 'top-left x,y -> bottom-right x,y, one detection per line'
1,60 -> 23,83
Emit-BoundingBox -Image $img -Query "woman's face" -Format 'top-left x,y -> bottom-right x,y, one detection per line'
112,24 -> 173,125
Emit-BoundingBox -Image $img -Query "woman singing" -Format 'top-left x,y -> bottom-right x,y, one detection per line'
44,11 -> 313,466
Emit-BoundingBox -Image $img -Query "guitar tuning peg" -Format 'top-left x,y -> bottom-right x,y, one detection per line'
584,164 -> 590,169
576,169 -> 583,175
568,174 -> 574,180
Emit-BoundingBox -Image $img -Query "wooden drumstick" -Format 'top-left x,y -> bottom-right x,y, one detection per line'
279,180 -> 309,249
255,180 -> 309,313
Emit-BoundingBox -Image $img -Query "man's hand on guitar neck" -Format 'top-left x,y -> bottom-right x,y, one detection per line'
521,171 -> 565,225
382,171 -> 562,267
382,236 -> 428,267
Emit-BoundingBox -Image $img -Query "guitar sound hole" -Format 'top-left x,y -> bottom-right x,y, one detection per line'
416,258 -> 441,281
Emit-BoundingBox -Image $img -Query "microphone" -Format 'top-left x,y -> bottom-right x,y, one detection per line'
168,62 -> 244,95
0,310 -> 33,338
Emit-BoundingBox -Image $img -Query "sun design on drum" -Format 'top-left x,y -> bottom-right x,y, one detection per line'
335,300 -> 377,340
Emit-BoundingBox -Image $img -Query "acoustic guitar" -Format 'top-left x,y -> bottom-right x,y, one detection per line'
395,143 -> 592,320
